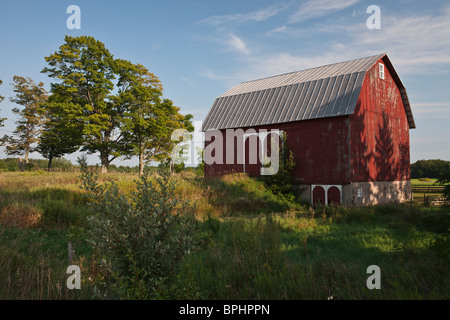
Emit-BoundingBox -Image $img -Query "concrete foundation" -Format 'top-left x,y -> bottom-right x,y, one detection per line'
297,180 -> 412,206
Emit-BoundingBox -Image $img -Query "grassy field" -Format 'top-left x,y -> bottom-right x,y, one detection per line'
0,171 -> 448,299
411,178 -> 445,205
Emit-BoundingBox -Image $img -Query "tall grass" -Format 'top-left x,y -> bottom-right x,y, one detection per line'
0,227 -> 93,299
0,171 -> 448,299
175,205 -> 449,300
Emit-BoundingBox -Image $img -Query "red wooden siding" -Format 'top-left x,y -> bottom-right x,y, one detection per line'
350,58 -> 411,182
204,57 -> 411,186
204,116 -> 351,185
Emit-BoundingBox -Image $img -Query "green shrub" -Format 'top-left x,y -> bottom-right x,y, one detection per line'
0,158 -> 20,172
436,170 -> 450,202
196,161 -> 204,176
80,168 -> 198,299
174,161 -> 185,173
260,132 -> 297,201
39,198 -> 89,228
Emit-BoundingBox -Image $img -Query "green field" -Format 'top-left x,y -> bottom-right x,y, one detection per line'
411,178 -> 445,205
411,178 -> 437,185
0,171 -> 448,300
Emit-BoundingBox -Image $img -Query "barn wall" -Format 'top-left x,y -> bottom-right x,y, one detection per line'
350,58 -> 411,183
342,181 -> 411,206
204,116 -> 352,185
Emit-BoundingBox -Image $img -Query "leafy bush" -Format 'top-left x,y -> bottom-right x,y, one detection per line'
436,170 -> 450,202
196,161 -> 204,176
174,161 -> 185,173
80,168 -> 198,299
260,132 -> 297,201
0,158 -> 20,172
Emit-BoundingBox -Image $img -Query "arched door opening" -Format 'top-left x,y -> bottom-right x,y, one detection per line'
327,186 -> 341,205
313,186 -> 326,205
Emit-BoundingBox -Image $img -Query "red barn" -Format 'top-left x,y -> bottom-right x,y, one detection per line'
201,53 -> 415,206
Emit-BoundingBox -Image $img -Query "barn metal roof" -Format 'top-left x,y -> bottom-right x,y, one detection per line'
202,53 -> 415,131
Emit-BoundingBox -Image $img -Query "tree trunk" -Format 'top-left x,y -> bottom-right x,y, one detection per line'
139,152 -> 144,177
47,155 -> 53,172
24,151 -> 29,164
100,151 -> 109,174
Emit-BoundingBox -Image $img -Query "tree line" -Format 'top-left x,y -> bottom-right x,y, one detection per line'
0,36 -> 193,175
410,159 -> 450,179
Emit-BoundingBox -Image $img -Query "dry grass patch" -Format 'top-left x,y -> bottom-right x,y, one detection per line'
0,204 -> 42,229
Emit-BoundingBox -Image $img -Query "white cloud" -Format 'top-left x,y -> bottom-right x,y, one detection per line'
289,0 -> 360,23
258,6 -> 450,79
198,4 -> 287,26
411,136 -> 450,144
226,33 -> 250,55
200,3 -> 450,93
265,25 -> 288,36
353,10 -> 450,73
411,102 -> 450,118
199,69 -> 234,81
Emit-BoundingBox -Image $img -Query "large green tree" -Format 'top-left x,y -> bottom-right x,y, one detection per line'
115,60 -> 193,175
1,76 -> 48,166
42,35 -> 126,173
37,99 -> 83,171
42,35 -> 193,173
0,80 -> 6,128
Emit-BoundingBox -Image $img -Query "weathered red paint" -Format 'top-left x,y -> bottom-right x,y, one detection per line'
350,58 -> 411,182
205,116 -> 351,184
204,57 -> 411,186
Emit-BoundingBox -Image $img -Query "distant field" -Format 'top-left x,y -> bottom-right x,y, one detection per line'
411,178 -> 438,186
0,171 -> 448,300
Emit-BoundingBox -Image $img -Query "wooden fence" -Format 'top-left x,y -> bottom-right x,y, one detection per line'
423,195 -> 448,206
411,185 -> 445,193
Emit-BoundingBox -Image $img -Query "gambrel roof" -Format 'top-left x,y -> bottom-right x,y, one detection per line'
202,53 -> 415,131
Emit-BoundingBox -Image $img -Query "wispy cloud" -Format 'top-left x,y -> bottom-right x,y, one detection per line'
411,102 -> 450,119
352,7 -> 450,73
289,0 -> 360,23
199,3 -> 450,91
262,5 -> 450,78
196,4 -> 286,57
199,69 -> 234,81
198,3 -> 287,26
226,33 -> 251,55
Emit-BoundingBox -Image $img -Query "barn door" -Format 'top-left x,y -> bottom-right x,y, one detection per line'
313,186 -> 326,205
327,186 -> 341,205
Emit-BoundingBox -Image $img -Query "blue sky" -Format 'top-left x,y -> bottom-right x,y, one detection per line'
0,0 -> 449,166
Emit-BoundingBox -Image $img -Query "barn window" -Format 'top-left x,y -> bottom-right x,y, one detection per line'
357,187 -> 363,198
379,63 -> 385,80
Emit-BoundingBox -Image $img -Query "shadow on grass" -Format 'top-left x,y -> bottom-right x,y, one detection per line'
0,187 -> 92,229
177,205 -> 449,300
192,174 -> 301,216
